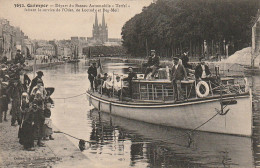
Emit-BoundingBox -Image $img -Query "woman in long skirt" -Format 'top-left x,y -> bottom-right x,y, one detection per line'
20,104 -> 35,151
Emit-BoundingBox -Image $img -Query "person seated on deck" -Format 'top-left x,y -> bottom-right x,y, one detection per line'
195,57 -> 220,90
113,76 -> 126,99
123,67 -> 137,99
144,50 -> 160,79
102,75 -> 113,97
195,57 -> 211,81
171,57 -> 187,101
95,74 -> 102,92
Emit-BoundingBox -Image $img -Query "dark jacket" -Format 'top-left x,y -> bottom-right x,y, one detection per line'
171,64 -> 187,81
29,76 -> 42,95
88,66 -> 97,80
44,108 -> 51,118
124,72 -> 137,82
146,56 -> 153,66
14,53 -> 24,64
195,64 -> 211,79
152,56 -> 160,67
181,55 -> 189,68
33,105 -> 45,124
24,110 -> 34,124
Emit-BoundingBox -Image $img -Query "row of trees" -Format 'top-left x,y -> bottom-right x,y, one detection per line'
121,0 -> 259,57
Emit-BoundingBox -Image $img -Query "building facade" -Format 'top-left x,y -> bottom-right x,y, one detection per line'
0,18 -> 31,61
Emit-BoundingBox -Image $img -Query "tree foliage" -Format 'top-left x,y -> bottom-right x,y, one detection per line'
121,0 -> 259,57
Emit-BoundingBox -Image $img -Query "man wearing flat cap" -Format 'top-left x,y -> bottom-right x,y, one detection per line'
29,71 -> 44,95
171,57 -> 187,101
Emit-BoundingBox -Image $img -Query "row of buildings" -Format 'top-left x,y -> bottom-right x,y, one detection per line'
0,18 -> 34,61
0,13 -> 122,61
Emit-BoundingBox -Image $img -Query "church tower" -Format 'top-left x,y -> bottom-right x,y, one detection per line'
92,12 -> 99,41
101,12 -> 108,43
92,12 -> 108,43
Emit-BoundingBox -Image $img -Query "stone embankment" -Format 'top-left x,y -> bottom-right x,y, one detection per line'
0,115 -> 89,167
23,59 -> 65,71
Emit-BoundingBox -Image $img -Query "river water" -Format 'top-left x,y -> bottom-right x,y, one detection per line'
30,60 -> 260,168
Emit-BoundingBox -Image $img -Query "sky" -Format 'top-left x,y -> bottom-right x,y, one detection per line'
0,0 -> 153,40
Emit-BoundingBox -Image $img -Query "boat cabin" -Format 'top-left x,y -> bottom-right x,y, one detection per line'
91,67 -> 247,103
130,68 -> 245,102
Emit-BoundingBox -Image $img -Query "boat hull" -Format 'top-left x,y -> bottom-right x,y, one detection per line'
86,92 -> 252,137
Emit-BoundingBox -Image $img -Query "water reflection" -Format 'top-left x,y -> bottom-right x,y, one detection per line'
87,109 -> 253,167
35,60 -> 259,167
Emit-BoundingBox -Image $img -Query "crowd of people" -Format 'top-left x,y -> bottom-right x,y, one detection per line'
87,49 -> 215,102
0,49 -> 54,151
88,63 -> 137,100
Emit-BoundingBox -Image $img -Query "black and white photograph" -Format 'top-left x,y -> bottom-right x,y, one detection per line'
0,0 -> 260,167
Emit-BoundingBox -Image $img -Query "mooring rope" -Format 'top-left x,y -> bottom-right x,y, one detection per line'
54,131 -> 87,141
52,92 -> 86,100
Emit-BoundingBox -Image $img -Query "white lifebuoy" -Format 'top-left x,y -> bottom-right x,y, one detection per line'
196,81 -> 210,98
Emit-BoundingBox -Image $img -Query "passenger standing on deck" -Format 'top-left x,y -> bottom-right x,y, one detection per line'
29,71 -> 44,95
124,67 -> 137,99
195,57 -> 211,80
88,62 -> 97,91
171,57 -> 187,101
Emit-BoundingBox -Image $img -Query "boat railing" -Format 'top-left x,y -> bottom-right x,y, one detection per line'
92,72 -> 248,103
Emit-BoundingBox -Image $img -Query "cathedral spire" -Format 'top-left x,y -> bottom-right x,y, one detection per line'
94,11 -> 98,27
102,11 -> 106,28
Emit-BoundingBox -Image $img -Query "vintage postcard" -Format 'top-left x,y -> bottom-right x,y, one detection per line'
0,0 -> 259,167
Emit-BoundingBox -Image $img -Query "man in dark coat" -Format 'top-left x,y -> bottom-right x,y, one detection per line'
195,57 -> 211,80
0,81 -> 10,122
181,52 -> 192,69
171,57 -> 187,101
144,50 -> 160,79
9,80 -> 23,126
29,71 -> 44,95
88,62 -> 97,91
123,67 -> 137,99
14,49 -> 24,64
